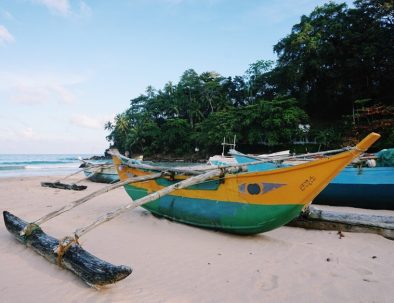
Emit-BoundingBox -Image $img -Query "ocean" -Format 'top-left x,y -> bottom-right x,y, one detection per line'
0,154 -> 97,178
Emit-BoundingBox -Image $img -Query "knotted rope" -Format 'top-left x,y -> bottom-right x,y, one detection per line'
55,236 -> 80,266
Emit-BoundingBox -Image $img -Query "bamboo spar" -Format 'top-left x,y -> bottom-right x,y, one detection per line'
32,173 -> 163,227
110,146 -> 354,175
74,167 -> 232,238
3,173 -> 162,287
3,167 -> 233,287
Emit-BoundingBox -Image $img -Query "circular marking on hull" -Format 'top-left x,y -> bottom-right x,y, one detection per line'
247,183 -> 261,195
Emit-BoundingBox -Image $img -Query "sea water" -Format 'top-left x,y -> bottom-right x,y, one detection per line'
0,154 -> 96,178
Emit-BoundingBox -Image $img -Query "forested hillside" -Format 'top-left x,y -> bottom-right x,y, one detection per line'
105,0 -> 394,157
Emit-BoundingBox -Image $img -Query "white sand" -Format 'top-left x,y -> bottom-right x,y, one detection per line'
1,175 -> 394,303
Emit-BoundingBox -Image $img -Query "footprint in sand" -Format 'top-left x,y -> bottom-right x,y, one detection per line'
354,267 -> 373,275
256,273 -> 279,291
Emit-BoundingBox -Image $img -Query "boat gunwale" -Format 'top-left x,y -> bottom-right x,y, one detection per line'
119,148 -> 359,182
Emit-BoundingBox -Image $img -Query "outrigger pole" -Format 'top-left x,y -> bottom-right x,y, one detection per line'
3,173 -> 163,287
3,165 -> 244,287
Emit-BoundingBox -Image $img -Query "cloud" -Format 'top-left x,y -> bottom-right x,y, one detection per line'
79,1 -> 92,17
33,0 -> 70,16
32,0 -> 92,18
1,10 -> 15,21
10,83 -> 76,105
20,127 -> 41,139
0,71 -> 83,105
70,114 -> 115,130
0,25 -> 15,45
10,85 -> 50,105
51,84 -> 75,104
0,127 -> 44,141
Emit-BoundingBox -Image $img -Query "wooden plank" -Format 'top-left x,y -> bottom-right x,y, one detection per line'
288,206 -> 394,240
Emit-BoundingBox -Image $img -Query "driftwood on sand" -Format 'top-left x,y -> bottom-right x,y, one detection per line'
288,206 -> 394,240
40,163 -> 114,191
41,181 -> 87,191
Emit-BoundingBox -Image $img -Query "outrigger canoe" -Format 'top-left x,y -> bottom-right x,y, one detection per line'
1,133 -> 381,287
313,166 -> 394,210
82,163 -> 119,183
81,156 -> 143,184
112,133 -> 381,235
231,149 -> 394,210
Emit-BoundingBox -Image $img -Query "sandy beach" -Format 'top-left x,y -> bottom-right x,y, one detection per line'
1,175 -> 393,303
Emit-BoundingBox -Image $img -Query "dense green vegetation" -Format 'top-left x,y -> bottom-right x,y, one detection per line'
105,0 -> 394,157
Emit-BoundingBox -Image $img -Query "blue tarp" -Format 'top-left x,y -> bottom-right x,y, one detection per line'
376,148 -> 394,167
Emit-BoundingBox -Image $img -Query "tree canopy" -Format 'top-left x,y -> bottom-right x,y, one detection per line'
106,0 -> 394,157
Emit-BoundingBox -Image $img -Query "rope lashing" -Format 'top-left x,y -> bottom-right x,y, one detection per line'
55,236 -> 80,266
19,223 -> 42,242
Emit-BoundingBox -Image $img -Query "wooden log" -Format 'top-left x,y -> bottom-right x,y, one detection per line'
3,211 -> 132,287
288,206 -> 394,240
41,182 -> 87,191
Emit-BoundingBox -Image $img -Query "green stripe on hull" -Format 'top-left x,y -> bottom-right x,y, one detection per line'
124,184 -> 304,235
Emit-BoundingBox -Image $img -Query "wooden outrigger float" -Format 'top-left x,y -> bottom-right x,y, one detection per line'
3,211 -> 132,286
2,133 -> 381,287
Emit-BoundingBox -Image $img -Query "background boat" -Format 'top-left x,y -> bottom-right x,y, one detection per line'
82,162 -> 119,183
313,165 -> 394,210
230,148 -> 394,210
82,155 -> 143,183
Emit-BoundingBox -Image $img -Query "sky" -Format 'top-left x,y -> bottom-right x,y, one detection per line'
0,0 -> 354,154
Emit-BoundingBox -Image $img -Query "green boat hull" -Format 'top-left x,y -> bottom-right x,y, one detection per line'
83,171 -> 119,184
124,184 -> 304,235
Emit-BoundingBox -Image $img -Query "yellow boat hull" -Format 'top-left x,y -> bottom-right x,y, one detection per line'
113,133 -> 380,234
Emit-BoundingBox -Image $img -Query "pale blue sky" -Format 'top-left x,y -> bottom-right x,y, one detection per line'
0,0 -> 353,154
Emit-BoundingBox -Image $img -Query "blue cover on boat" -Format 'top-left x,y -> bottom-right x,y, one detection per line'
376,148 -> 394,167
